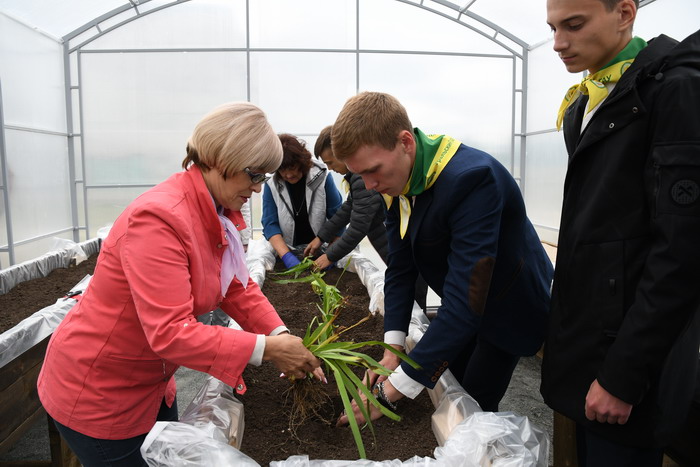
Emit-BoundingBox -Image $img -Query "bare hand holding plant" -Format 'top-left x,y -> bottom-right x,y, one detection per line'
271,258 -> 420,459
263,334 -> 323,381
303,237 -> 323,258
313,254 -> 333,271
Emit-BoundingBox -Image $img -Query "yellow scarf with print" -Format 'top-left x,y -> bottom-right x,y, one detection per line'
384,128 -> 460,239
556,36 -> 647,131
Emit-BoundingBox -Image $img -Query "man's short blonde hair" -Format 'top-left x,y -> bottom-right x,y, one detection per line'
182,102 -> 282,178
331,92 -> 412,161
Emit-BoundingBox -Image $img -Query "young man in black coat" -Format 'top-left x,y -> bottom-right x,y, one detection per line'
543,1 -> 700,465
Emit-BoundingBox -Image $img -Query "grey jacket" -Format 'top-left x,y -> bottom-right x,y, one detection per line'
318,173 -> 388,263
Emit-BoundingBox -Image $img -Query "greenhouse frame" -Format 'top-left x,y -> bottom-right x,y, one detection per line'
2,0 -> 700,465
1,0 -> 696,267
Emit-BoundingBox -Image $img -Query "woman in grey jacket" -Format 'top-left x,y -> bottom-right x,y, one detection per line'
304,125 -> 388,269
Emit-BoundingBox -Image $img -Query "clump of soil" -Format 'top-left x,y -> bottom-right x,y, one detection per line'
0,256 -> 98,334
239,265 -> 438,465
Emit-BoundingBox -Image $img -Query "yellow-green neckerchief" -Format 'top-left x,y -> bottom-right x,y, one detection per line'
383,128 -> 461,239
341,177 -> 350,194
556,36 -> 647,131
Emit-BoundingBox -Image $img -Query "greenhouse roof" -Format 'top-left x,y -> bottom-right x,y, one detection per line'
0,0 -> 661,49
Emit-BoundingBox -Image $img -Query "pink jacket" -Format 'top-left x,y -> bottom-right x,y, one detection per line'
37,166 -> 284,439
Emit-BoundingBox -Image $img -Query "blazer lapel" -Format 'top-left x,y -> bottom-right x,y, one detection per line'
408,188 -> 434,247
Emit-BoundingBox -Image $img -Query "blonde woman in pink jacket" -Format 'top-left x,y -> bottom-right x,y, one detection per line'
37,102 -> 322,466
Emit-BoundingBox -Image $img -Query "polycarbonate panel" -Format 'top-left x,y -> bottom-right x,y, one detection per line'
0,15 -> 66,132
635,0 -> 700,43
86,186 -> 150,237
526,43 -> 578,133
360,0 -> 507,56
0,0 -> 124,40
469,0 -> 549,47
249,52 -> 356,135
80,51 -> 248,185
249,0 -> 356,49
5,129 -> 71,240
523,131 -> 567,242
9,232 -> 76,267
84,0 -> 247,50
359,54 -> 513,170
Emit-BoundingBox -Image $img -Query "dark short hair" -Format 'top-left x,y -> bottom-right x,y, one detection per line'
314,125 -> 333,159
278,133 -> 313,176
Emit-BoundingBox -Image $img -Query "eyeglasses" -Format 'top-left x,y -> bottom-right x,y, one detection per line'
244,167 -> 271,184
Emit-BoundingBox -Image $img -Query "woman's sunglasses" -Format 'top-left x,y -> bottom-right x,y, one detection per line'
244,168 -> 271,184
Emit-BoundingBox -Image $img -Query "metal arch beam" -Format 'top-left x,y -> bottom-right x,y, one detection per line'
394,0 -> 524,58
429,0 -> 528,48
62,0 -> 192,45
62,0 -> 529,54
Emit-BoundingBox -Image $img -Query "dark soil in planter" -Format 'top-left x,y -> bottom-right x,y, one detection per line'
239,264 -> 438,465
0,256 -> 98,334
0,255 -> 554,465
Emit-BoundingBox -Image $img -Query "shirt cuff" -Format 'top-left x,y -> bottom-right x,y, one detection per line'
384,330 -> 406,347
269,326 -> 289,336
388,365 -> 424,400
249,334 -> 265,366
249,326 -> 288,366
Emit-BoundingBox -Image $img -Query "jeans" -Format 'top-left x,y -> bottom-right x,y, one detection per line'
53,398 -> 178,467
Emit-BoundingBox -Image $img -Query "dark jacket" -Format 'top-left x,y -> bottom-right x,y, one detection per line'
384,144 -> 553,388
541,29 -> 700,448
318,173 -> 388,263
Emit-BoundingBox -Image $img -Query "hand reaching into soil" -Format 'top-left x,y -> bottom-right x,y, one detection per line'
303,237 -> 323,258
264,334 -> 323,381
336,378 -> 404,426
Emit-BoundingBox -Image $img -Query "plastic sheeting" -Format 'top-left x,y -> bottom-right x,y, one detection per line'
0,238 -> 97,368
141,239 -> 550,466
246,238 -> 385,315
0,237 -> 100,295
141,422 -> 259,467
178,376 -> 245,448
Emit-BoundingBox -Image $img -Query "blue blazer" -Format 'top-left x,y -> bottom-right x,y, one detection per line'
384,144 -> 553,388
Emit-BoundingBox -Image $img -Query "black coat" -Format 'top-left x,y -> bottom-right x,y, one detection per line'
317,173 -> 388,263
541,29 -> 700,448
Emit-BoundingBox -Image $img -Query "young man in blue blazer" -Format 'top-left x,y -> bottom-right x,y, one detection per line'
333,92 -> 553,425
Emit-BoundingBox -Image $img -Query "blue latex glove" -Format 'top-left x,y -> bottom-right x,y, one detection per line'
282,252 -> 301,269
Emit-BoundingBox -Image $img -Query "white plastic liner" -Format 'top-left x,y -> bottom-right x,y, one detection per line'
141,422 -> 259,466
0,237 -> 100,295
0,269 -> 92,368
178,375 -> 245,448
245,239 -> 384,314
142,238 -> 550,466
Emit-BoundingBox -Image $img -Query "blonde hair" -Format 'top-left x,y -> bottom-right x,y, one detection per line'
331,92 -> 412,161
182,102 -> 282,178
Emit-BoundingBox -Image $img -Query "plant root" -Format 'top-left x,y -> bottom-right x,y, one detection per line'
283,377 -> 334,441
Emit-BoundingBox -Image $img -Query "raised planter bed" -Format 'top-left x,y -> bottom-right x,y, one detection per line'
0,239 -> 99,466
141,240 -> 550,466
